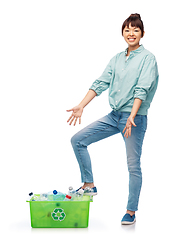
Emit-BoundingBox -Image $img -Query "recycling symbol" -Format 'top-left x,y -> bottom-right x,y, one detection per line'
51,208 -> 66,221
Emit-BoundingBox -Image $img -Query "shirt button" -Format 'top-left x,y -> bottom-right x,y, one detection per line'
118,90 -> 120,92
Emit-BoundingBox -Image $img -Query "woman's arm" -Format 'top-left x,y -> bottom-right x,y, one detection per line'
78,89 -> 97,108
123,98 -> 142,138
67,90 -> 97,126
130,98 -> 142,118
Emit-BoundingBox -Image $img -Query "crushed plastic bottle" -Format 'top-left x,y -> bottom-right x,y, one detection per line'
68,187 -> 84,201
47,190 -> 71,201
39,193 -> 48,201
47,190 -> 64,201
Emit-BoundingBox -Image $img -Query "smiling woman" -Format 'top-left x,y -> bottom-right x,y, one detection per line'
122,14 -> 145,54
67,12 -> 159,226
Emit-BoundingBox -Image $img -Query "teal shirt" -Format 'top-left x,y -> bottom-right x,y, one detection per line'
90,45 -> 159,115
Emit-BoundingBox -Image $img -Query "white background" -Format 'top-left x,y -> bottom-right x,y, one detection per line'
1,0 -> 196,239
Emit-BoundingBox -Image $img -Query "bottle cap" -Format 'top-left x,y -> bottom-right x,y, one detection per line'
53,190 -> 58,195
66,195 -> 72,199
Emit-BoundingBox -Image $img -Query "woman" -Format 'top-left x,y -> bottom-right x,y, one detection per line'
67,13 -> 159,225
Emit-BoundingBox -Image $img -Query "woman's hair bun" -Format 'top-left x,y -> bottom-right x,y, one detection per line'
129,13 -> 141,20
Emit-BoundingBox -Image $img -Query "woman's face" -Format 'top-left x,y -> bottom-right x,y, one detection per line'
123,24 -> 143,50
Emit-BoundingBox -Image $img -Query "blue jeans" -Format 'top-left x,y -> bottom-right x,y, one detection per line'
71,110 -> 147,211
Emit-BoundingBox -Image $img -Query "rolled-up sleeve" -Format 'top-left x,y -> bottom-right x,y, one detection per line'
134,56 -> 159,101
90,56 -> 115,96
90,80 -> 110,96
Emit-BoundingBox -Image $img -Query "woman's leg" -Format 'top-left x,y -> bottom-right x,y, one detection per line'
119,114 -> 147,212
71,112 -> 120,183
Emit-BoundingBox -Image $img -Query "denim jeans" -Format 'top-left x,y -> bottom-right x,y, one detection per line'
71,110 -> 147,211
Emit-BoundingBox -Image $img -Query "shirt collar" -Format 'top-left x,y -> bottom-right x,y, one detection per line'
125,44 -> 144,56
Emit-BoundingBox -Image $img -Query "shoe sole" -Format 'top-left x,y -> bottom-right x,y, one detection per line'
121,219 -> 136,225
84,192 -> 97,196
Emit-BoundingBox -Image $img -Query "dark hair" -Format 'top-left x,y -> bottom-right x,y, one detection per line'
122,13 -> 144,37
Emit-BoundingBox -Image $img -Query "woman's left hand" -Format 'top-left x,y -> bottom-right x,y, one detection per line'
123,116 -> 136,138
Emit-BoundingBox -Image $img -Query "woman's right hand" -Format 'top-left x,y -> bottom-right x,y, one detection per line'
66,105 -> 83,126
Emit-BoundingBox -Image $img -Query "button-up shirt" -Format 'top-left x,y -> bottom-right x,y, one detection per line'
90,45 -> 159,115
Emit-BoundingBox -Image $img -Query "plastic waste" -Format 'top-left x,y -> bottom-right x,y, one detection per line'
28,189 -> 73,202
68,186 -> 75,196
76,190 -> 84,200
64,194 -> 72,201
47,190 -> 64,201
28,192 -> 33,201
77,188 -> 84,196
47,190 -> 71,201
68,186 -> 84,201
68,186 -> 78,197
39,193 -> 48,201
28,192 -> 40,201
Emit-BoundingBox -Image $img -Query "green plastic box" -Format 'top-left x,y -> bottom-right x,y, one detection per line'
27,195 -> 93,228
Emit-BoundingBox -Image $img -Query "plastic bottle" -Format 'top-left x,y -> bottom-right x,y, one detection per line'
47,190 -> 63,201
68,186 -> 84,201
28,192 -> 40,201
68,186 -> 79,201
39,193 -> 48,201
75,188 -> 84,201
64,194 -> 72,201
68,186 -> 77,197
68,186 -> 74,195
28,192 -> 33,201
47,190 -> 71,201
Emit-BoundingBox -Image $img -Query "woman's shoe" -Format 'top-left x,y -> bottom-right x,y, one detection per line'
121,213 -> 136,225
76,186 -> 98,196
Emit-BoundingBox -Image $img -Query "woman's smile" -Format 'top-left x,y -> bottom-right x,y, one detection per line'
128,37 -> 136,42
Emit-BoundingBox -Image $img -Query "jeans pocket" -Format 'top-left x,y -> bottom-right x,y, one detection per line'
134,115 -> 142,125
134,115 -> 147,132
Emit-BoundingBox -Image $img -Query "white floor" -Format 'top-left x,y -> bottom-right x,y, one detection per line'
3,185 -> 196,240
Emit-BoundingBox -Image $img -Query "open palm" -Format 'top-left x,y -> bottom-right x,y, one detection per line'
67,105 -> 83,126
